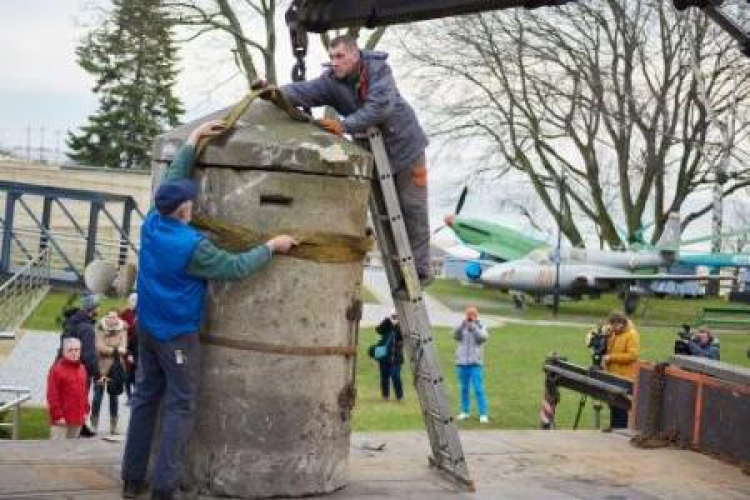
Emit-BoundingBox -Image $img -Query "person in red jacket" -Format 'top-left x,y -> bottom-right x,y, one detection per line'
47,337 -> 90,439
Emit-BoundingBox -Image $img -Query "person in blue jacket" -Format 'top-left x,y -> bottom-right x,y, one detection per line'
121,120 -> 296,500
688,325 -> 721,360
374,312 -> 405,401
277,34 -> 433,287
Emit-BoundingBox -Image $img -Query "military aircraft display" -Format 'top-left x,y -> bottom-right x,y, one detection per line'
439,212 -> 737,313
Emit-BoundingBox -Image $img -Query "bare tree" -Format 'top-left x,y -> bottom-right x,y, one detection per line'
162,1 -> 389,90
164,0 -> 279,86
404,0 -> 750,248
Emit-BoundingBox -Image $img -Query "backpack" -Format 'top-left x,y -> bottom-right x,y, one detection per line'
106,355 -> 126,396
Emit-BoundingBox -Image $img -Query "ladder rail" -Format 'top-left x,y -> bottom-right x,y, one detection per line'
364,127 -> 474,490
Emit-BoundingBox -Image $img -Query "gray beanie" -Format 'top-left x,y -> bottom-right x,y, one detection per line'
80,293 -> 100,311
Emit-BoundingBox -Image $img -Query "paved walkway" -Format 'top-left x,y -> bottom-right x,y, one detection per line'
362,268 -> 586,329
0,331 -> 60,405
0,430 -> 748,499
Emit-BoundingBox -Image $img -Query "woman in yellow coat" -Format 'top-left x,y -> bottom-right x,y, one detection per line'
603,312 -> 640,428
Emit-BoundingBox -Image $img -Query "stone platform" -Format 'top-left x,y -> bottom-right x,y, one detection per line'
0,430 -> 748,499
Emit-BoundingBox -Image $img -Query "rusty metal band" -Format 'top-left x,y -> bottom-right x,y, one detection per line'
201,333 -> 356,357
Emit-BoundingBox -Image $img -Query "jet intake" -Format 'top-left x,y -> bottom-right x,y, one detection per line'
465,261 -> 483,281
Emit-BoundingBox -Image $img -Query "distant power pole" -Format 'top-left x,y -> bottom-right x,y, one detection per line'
26,124 -> 31,161
55,130 -> 61,163
39,126 -> 45,162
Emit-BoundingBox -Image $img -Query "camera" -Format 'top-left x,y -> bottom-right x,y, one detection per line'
674,324 -> 693,355
587,325 -> 608,369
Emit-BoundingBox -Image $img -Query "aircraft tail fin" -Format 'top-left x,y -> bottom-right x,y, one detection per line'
656,212 -> 681,252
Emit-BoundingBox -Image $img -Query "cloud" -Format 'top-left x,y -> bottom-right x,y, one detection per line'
0,1 -> 93,97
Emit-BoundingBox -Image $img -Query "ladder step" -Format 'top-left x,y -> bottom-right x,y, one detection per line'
415,372 -> 443,384
424,408 -> 452,425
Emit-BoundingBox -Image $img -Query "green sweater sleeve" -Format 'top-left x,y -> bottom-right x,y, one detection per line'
186,238 -> 272,281
149,144 -> 197,212
162,144 -> 196,183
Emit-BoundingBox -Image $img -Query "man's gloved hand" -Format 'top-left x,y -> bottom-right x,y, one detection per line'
315,118 -> 344,136
585,331 -> 594,346
251,78 -> 277,100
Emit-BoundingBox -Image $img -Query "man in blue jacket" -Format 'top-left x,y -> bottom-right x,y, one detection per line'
688,325 -> 721,360
278,35 -> 432,286
121,120 -> 296,500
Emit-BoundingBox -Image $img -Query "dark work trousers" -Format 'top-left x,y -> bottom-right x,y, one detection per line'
610,406 -> 629,429
393,154 -> 430,277
121,328 -> 200,493
92,383 -> 119,419
378,360 -> 403,400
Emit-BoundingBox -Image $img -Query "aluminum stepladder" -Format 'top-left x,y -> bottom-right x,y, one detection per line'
363,127 -> 474,491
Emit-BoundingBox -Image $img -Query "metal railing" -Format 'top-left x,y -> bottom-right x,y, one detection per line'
0,247 -> 51,334
0,386 -> 31,439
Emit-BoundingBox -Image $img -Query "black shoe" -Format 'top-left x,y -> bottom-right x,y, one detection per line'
122,479 -> 149,498
79,423 -> 96,438
151,489 -> 174,500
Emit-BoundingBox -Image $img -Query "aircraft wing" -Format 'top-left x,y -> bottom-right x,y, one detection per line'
450,216 -> 548,262
679,253 -> 750,268
593,274 -> 735,285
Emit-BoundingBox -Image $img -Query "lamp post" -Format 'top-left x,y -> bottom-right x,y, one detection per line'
553,171 -> 566,316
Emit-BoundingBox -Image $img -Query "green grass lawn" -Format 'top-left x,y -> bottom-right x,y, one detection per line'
8,324 -> 749,438
426,278 -> 742,326
22,291 -> 128,332
0,407 -> 49,440
352,324 -> 750,431
11,289 -> 750,439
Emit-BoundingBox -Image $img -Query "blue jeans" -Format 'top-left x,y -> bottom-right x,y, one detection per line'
92,382 -> 119,419
456,364 -> 487,416
121,328 -> 200,493
378,360 -> 403,400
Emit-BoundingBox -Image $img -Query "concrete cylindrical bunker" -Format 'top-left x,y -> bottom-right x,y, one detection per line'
152,101 -> 373,498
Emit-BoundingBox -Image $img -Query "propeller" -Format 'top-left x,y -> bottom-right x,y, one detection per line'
433,184 -> 469,235
455,184 -> 469,216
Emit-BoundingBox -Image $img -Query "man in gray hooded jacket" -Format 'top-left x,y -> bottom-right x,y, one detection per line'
280,34 -> 433,285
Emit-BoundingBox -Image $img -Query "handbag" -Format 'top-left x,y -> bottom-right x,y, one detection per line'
106,354 -> 126,396
372,332 -> 394,361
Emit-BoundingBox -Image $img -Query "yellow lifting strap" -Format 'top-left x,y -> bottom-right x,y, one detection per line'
189,86 -> 372,264
192,213 -> 372,264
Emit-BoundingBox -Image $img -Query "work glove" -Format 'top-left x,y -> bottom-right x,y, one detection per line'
250,78 -> 277,100
316,117 -> 344,136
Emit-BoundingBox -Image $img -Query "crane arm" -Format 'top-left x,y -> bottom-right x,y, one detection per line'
285,0 -> 750,81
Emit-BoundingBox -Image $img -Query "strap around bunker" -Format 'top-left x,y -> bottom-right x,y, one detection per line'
190,88 -> 370,264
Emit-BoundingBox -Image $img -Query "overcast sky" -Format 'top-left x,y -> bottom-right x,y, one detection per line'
0,1 -> 96,144
0,1 -> 737,244
0,1 -> 480,226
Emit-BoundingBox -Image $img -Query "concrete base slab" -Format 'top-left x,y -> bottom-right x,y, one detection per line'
0,431 -> 748,499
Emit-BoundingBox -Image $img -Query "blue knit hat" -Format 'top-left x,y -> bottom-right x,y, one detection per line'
80,293 -> 100,311
155,179 -> 198,215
